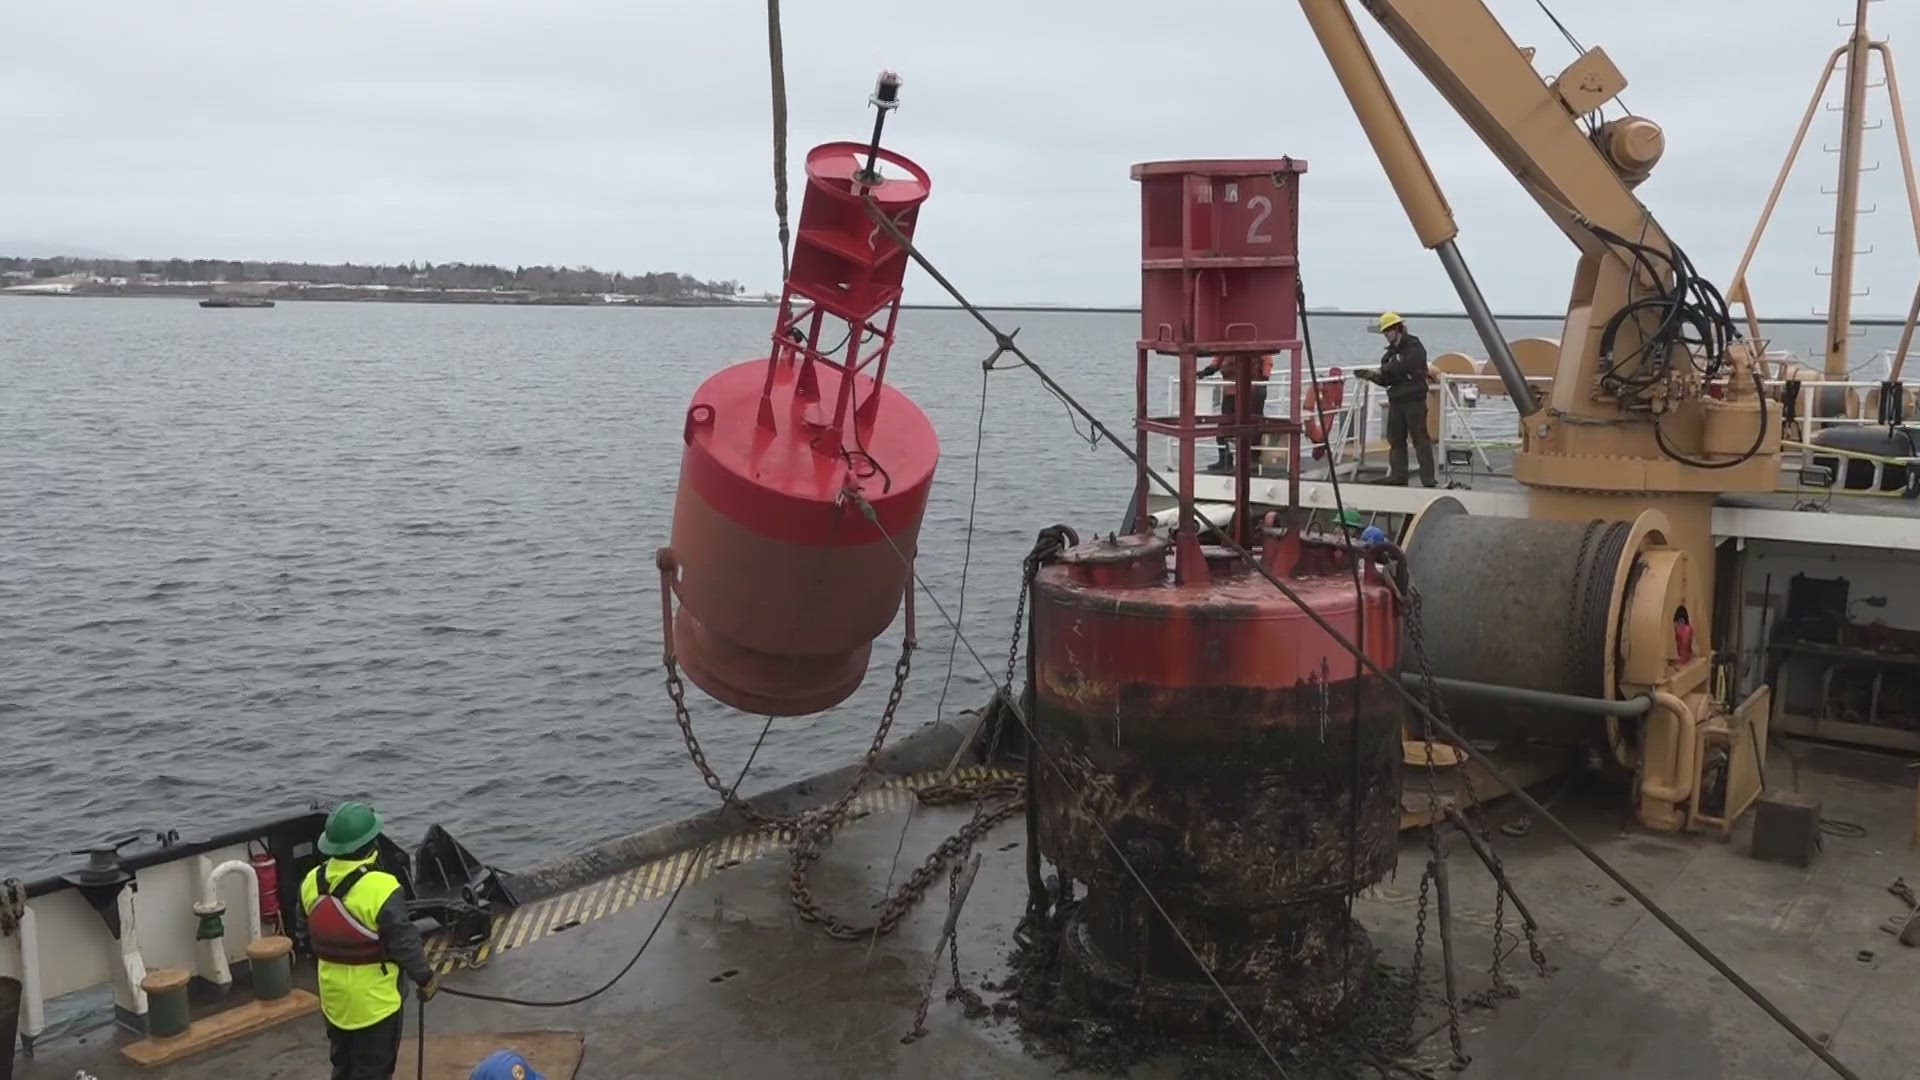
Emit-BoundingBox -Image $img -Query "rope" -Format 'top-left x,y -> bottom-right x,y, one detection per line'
766,0 -> 791,278
437,715 -> 776,1008
858,197 -> 1863,1080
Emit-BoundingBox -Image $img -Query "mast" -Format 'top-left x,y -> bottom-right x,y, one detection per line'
1822,0 -> 1874,378
1728,0 -> 1920,390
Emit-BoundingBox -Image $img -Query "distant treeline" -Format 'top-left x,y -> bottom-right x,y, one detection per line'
1,255 -> 747,298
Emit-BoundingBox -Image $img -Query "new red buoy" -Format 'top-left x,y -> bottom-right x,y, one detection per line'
662,77 -> 938,717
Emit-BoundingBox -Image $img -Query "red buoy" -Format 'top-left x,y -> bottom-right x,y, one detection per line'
1025,157 -> 1407,1036
663,130 -> 938,717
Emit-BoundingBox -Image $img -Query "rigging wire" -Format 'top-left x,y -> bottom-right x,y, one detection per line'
766,0 -> 791,278
1295,278 -> 1372,1005
437,715 -> 778,1008
860,197 -> 1863,1080
1528,0 -> 1630,116
865,364 -> 995,971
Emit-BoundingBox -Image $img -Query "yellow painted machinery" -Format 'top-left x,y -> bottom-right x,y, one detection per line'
1297,0 -> 1781,832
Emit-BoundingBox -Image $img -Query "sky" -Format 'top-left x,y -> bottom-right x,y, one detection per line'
3,0 -> 1918,313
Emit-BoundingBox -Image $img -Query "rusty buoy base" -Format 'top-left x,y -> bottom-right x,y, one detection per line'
1028,533 -> 1403,1046
1060,907 -> 1377,1040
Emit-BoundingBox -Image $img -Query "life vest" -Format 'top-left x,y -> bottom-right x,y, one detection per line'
306,866 -> 385,965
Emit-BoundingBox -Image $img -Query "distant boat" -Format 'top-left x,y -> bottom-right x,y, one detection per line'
199,295 -> 275,308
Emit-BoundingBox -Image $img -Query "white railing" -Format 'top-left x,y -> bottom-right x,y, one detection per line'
1160,368 -> 1917,492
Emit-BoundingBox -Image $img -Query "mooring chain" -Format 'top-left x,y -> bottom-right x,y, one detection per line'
1401,577 -> 1550,987
1371,551 -> 1471,1071
669,519 -> 1058,945
789,777 -> 1022,940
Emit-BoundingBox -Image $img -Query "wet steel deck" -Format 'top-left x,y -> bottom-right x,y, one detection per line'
16,737 -> 1920,1079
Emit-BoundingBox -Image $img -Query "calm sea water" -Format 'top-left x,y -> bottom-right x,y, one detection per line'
0,298 -> 1904,879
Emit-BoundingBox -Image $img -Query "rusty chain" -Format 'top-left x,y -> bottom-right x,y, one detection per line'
661,524 -> 1064,946
1395,571 -> 1550,987
1376,545 -> 1557,1072
1373,541 -> 1557,1069
789,776 -> 1023,940
786,526 -> 1063,941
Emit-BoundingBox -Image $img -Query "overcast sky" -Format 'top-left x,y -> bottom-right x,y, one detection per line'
4,1 -> 1918,312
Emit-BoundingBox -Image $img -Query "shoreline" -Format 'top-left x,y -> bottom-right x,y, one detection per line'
3,290 -> 1913,327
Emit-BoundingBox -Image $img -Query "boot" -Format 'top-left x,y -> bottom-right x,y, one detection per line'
1414,440 -> 1438,488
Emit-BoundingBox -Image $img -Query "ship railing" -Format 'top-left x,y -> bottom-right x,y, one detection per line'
1762,375 -> 1919,502
1159,369 -> 1378,479
1162,371 -> 1917,496
1161,367 -> 1542,481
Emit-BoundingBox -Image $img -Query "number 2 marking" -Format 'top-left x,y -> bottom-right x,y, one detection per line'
1246,195 -> 1274,245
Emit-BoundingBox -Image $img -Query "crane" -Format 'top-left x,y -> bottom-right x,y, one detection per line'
1296,0 -> 1780,833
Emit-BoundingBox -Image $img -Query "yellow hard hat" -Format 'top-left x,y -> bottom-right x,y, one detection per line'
1375,311 -> 1404,333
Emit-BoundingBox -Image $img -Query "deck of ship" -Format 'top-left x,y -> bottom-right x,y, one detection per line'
1173,444 -> 1920,550
18,723 -> 1920,1080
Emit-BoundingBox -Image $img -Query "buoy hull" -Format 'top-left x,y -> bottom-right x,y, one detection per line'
667,356 -> 937,717
1029,536 -> 1401,1038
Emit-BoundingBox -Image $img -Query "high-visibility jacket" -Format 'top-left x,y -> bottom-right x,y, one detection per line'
300,854 -> 407,1029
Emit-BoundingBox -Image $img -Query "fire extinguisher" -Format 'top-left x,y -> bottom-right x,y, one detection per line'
249,843 -> 282,936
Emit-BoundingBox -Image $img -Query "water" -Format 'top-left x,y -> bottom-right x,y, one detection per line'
0,299 -> 1906,880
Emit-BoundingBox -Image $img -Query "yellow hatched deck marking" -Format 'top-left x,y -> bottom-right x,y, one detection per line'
428,766 -> 1016,973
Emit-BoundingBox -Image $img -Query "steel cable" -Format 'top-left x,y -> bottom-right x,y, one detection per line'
865,364 -> 995,972
859,197 -> 1863,1080
766,0 -> 791,278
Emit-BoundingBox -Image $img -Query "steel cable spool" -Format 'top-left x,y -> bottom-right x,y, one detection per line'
1400,497 -> 1636,750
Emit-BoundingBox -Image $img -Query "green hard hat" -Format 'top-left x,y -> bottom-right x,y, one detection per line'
319,801 -> 384,856
1337,508 -> 1365,528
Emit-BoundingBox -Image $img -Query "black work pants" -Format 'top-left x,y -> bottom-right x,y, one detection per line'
1213,387 -> 1270,466
327,1009 -> 404,1080
1384,393 -> 1436,486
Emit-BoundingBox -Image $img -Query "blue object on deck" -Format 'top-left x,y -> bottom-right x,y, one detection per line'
470,1049 -> 546,1080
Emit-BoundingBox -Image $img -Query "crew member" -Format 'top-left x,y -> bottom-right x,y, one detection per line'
1198,352 -> 1274,472
1364,312 -> 1436,487
302,801 -> 439,1080
1337,508 -> 1389,546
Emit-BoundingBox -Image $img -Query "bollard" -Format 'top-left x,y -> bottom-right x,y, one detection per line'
140,969 -> 193,1040
247,935 -> 295,1002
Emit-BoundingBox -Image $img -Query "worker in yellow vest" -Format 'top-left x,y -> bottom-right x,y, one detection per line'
301,801 -> 439,1080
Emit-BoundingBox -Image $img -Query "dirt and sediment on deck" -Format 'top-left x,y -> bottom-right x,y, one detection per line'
980,901 -> 1428,1079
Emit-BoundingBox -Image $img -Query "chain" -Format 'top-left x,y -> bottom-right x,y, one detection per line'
1371,543 -> 1552,1072
1375,553 -> 1472,1071
789,776 -> 1023,940
1403,571 -> 1548,984
789,527 -> 1067,942
1410,865 -> 1430,1002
